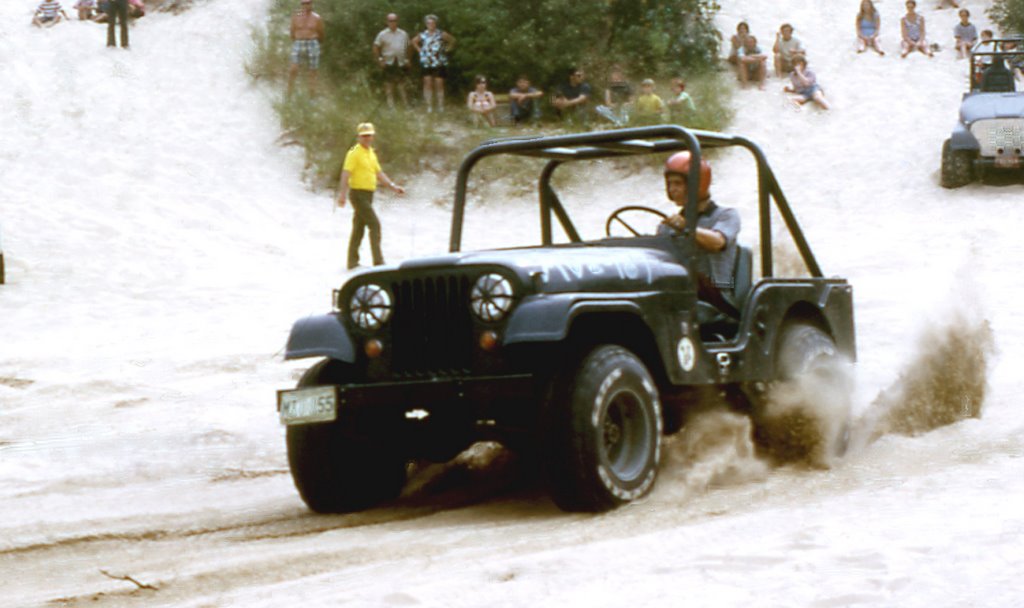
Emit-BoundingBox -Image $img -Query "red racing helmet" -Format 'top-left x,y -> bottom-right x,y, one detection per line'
664,151 -> 712,200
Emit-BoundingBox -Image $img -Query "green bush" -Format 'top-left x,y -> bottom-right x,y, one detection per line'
988,0 -> 1024,35
250,0 -> 731,185
306,0 -> 722,92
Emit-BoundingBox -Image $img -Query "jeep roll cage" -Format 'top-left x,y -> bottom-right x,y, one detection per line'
969,36 -> 1024,93
449,125 -> 823,280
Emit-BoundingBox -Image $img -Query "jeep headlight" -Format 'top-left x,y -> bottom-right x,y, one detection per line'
349,284 -> 392,330
471,273 -> 515,323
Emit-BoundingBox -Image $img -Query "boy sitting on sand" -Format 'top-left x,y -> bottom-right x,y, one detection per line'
953,9 -> 978,60
32,0 -> 70,27
667,78 -> 697,124
634,78 -> 666,124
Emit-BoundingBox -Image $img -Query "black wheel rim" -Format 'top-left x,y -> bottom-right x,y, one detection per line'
600,388 -> 652,482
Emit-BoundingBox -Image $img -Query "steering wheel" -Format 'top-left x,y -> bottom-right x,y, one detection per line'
605,205 -> 669,237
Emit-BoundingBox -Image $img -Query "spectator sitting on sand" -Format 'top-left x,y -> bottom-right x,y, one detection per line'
127,0 -> 143,18
595,64 -> 633,126
466,75 -> 497,127
900,0 -> 933,58
784,56 -> 830,111
508,75 -> 543,125
73,0 -> 94,20
32,0 -> 70,27
856,0 -> 885,56
737,35 -> 768,89
728,22 -> 752,67
634,78 -> 665,124
553,67 -> 592,125
92,0 -> 110,22
953,9 -> 977,60
773,23 -> 805,77
970,30 -> 998,86
667,77 -> 697,124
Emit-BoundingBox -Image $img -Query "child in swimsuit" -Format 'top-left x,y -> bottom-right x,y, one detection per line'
901,0 -> 933,58
466,75 -> 497,127
856,0 -> 884,56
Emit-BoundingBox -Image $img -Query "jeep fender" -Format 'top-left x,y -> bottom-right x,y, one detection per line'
284,314 -> 356,362
504,295 -> 645,344
950,123 -> 980,152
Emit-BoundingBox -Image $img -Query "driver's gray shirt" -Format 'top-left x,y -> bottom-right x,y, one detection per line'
657,200 -> 741,289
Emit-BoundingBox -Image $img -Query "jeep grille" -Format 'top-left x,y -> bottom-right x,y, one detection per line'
970,119 -> 1024,157
389,274 -> 474,376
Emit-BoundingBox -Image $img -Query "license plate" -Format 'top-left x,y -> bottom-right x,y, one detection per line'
278,386 -> 338,425
994,155 -> 1021,169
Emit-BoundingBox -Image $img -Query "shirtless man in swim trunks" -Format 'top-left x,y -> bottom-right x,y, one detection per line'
288,0 -> 325,96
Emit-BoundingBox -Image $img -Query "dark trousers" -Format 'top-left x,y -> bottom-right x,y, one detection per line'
107,0 -> 128,48
347,189 -> 384,269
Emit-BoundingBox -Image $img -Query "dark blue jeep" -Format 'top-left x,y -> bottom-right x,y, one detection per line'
277,126 -> 856,513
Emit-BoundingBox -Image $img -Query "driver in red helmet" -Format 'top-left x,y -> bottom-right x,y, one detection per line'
658,151 -> 742,317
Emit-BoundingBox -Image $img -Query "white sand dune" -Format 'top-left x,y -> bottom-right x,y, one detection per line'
1,1 -> 1023,606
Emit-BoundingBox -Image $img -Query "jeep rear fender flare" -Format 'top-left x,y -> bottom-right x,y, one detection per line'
504,296 -> 646,345
284,314 -> 356,362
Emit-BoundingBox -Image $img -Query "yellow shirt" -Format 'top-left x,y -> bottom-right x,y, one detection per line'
636,93 -> 665,115
343,143 -> 382,191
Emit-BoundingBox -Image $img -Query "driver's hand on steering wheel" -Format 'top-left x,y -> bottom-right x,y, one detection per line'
663,214 -> 686,232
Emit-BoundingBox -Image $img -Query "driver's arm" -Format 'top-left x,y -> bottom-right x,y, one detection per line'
695,227 -> 726,252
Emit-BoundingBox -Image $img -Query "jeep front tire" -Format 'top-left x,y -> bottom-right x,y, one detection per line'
941,139 -> 974,189
543,345 -> 662,512
286,360 -> 408,513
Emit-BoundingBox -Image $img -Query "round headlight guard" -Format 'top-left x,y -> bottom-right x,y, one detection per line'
471,273 -> 515,322
349,284 -> 392,330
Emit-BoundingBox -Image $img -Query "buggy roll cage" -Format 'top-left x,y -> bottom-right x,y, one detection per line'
450,124 -> 822,279
969,36 -> 1024,91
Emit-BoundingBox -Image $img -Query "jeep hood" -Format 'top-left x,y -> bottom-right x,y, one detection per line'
384,243 -> 691,294
961,93 -> 1024,123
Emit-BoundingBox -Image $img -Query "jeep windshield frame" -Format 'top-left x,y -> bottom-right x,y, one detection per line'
450,124 -> 822,279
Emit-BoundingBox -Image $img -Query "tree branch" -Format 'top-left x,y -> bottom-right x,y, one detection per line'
99,569 -> 158,591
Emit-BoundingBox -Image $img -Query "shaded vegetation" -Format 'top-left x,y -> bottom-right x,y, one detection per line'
248,0 -> 733,186
988,0 -> 1024,35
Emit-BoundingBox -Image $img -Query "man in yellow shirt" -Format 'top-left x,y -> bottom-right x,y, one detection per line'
337,123 -> 405,269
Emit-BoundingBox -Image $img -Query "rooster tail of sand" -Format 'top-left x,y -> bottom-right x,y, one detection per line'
855,310 -> 995,445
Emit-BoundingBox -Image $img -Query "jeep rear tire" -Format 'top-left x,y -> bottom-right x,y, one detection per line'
751,323 -> 852,467
286,359 -> 408,513
941,139 -> 974,189
543,345 -> 662,512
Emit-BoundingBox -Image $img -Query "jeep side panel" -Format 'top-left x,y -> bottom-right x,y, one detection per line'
679,279 -> 855,385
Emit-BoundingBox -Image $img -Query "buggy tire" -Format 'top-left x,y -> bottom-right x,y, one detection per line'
751,323 -> 852,467
940,139 -> 974,189
286,359 -> 408,513
542,345 -> 662,512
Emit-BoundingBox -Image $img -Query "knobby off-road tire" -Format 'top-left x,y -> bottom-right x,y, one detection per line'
941,139 -> 974,189
286,359 -> 408,513
543,345 -> 663,512
751,323 -> 852,467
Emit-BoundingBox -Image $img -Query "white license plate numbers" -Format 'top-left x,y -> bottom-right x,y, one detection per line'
278,386 -> 337,425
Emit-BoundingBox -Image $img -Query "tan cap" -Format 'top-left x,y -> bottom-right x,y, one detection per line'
356,122 -> 375,136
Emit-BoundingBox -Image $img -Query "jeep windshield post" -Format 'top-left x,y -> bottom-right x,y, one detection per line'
449,124 -> 822,279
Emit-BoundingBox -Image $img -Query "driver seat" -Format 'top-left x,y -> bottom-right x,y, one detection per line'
697,245 -> 753,341
981,61 -> 1015,93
